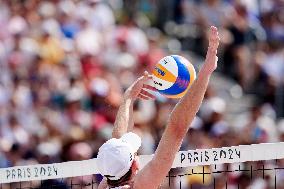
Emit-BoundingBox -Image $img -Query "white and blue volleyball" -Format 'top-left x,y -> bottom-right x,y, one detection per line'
152,55 -> 196,98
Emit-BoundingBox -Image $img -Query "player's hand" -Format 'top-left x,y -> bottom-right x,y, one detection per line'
124,71 -> 157,101
204,26 -> 220,74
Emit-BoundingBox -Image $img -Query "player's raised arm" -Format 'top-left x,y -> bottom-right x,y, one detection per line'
134,26 -> 220,189
112,71 -> 156,138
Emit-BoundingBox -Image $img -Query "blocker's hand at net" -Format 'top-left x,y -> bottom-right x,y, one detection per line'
124,71 -> 157,101
204,26 -> 220,74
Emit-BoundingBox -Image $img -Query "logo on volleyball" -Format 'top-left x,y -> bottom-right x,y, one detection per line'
154,67 -> 165,76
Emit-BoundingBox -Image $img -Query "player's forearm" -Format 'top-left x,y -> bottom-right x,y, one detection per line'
168,61 -> 213,135
135,71 -> 212,189
112,97 -> 134,138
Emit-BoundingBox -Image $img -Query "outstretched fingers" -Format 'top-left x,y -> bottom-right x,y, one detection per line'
132,72 -> 157,100
204,26 -> 220,73
143,84 -> 157,92
138,94 -> 151,100
209,26 -> 220,51
142,71 -> 154,82
132,72 -> 153,89
140,89 -> 156,99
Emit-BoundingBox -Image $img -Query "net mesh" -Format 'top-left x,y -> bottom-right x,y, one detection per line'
1,143 -> 284,189
166,160 -> 284,188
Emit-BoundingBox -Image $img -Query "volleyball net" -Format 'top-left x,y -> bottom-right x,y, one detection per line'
1,142 -> 284,189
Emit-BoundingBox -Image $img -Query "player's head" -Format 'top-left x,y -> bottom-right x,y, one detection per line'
97,132 -> 141,186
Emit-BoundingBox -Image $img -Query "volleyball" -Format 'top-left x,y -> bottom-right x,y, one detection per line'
152,55 -> 196,98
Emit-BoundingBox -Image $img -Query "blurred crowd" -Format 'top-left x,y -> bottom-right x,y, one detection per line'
0,0 -> 284,188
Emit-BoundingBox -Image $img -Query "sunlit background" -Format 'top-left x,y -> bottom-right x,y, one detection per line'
0,0 -> 284,188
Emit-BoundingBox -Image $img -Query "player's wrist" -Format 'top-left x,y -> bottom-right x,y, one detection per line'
123,94 -> 135,103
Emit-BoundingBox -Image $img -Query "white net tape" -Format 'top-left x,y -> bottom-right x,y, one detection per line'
1,142 -> 284,184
